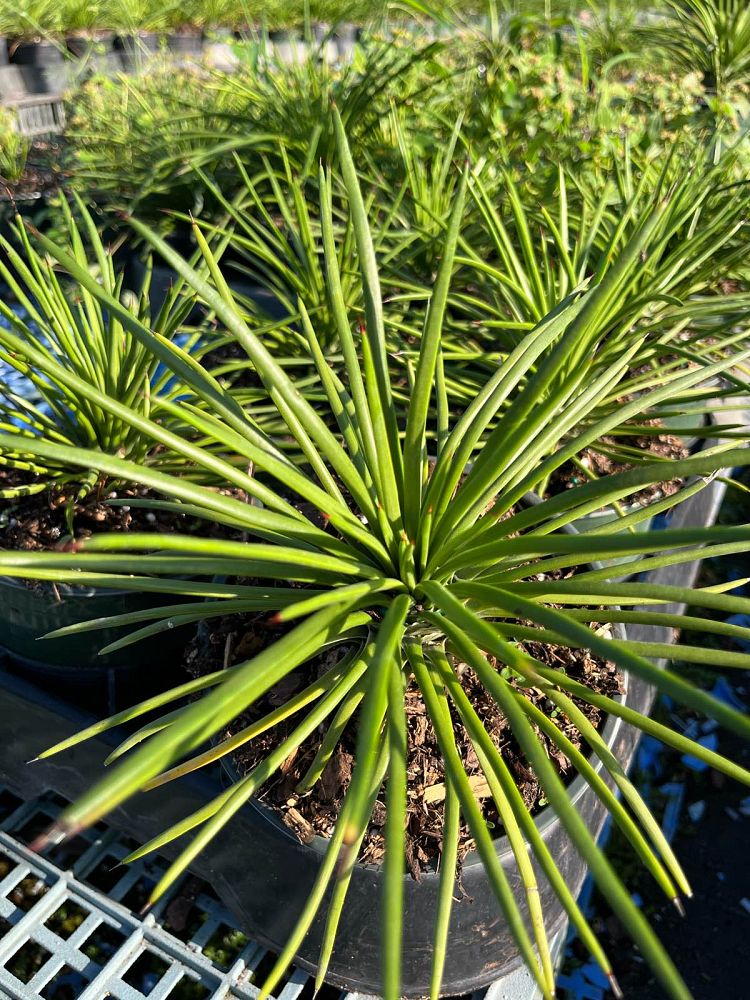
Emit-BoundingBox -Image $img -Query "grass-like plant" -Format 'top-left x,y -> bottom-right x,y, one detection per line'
61,31 -> 442,236
0,0 -> 393,36
0,111 -> 30,186
0,0 -> 64,37
182,152 -> 367,357
575,0 -> 642,71
435,138 -> 750,461
1,115 -> 750,1000
460,140 -> 750,337
646,0 -> 750,95
62,68 -> 254,232
183,30 -> 445,184
0,197 -> 203,500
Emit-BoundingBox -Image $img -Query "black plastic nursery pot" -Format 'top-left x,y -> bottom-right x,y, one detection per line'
0,189 -> 63,260
66,31 -> 115,60
66,32 -> 120,78
268,28 -> 299,42
193,466 -> 736,996
9,39 -> 65,68
114,32 -> 162,54
124,254 -> 206,326
268,29 -> 304,62
0,575 -> 191,711
7,38 -> 69,94
310,23 -> 358,63
167,32 -> 205,56
332,23 -> 359,59
0,197 -> 44,247
114,32 -> 163,72
311,23 -> 336,61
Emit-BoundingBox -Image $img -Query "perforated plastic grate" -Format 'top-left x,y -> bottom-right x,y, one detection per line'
3,96 -> 66,136
0,788 -> 314,1000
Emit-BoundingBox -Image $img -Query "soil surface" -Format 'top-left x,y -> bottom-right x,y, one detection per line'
0,476 -> 251,552
184,611 -> 623,877
200,336 -> 265,393
548,427 -> 690,505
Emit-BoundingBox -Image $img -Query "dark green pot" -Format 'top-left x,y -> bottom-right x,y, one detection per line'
0,576 -> 190,711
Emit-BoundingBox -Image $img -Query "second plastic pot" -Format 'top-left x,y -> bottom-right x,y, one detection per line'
114,32 -> 162,72
10,39 -> 64,68
0,575 -> 191,711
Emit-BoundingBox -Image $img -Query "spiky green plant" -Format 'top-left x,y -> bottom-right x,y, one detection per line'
183,149 -> 368,357
0,197 -> 204,499
1,114 -> 750,1000
646,0 -> 750,95
0,111 -> 31,186
434,137 -> 750,471
458,141 -> 750,342
186,27 -> 445,176
61,27 -> 444,236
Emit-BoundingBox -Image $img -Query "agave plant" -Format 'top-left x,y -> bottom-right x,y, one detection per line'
0,197 -> 205,500
178,120 -> 453,373
62,67 -> 253,235
203,32 -> 443,194
646,0 -> 750,95
457,133 -> 749,333
183,149 -> 368,357
1,113 -> 750,1000
60,22 -> 444,247
391,133 -> 750,475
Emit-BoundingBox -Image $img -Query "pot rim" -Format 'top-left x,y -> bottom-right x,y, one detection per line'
0,573 -> 133,599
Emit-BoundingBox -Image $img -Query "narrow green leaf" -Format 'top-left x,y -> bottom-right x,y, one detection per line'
429,767 -> 460,1000
403,164 -> 469,540
383,659 -> 408,1000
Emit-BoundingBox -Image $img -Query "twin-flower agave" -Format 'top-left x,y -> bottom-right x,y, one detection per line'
0,196 -> 203,501
0,112 -> 749,1000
